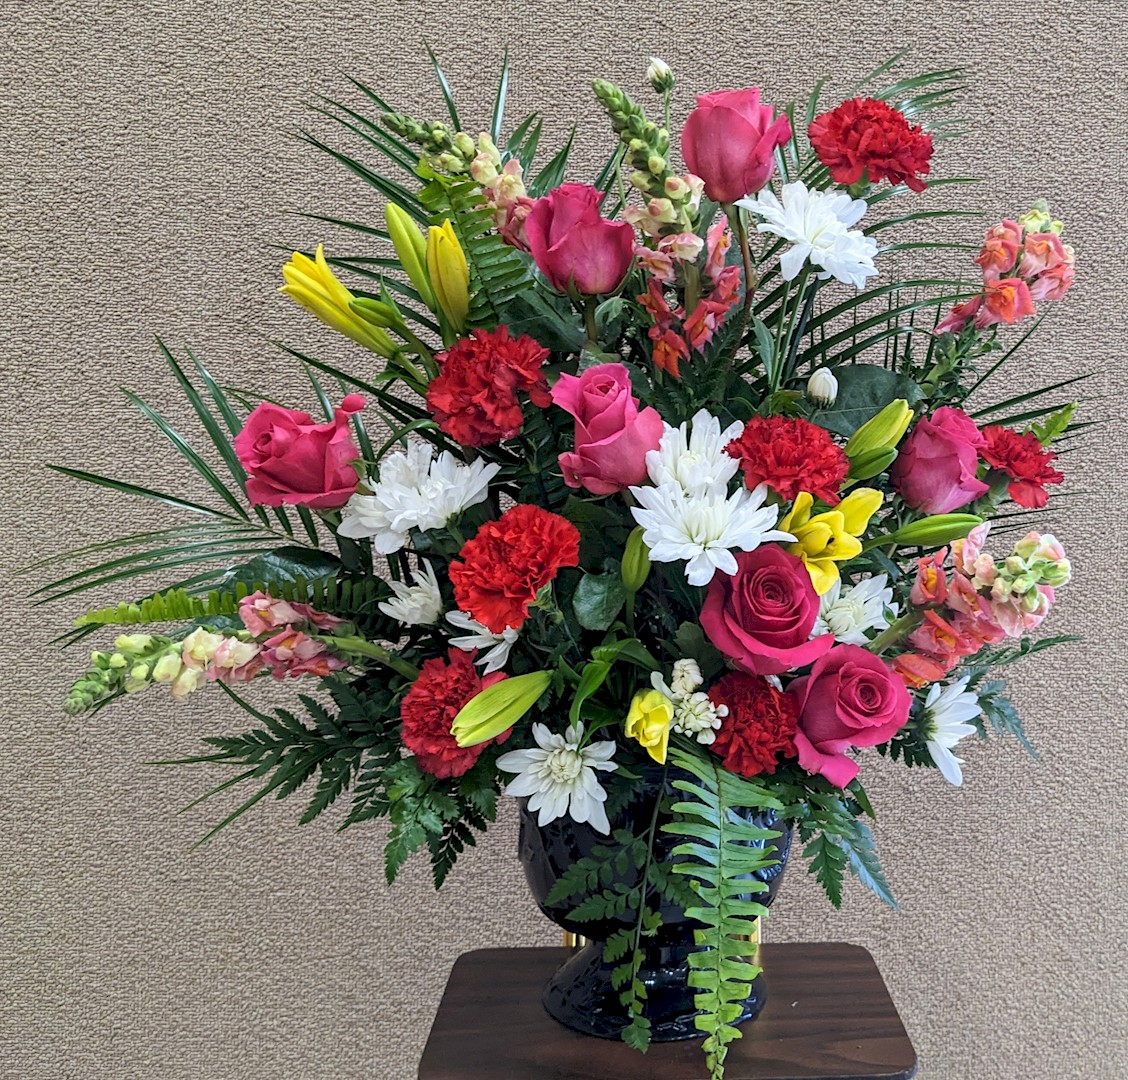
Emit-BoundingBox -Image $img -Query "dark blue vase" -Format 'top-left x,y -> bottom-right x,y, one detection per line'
518,766 -> 791,1041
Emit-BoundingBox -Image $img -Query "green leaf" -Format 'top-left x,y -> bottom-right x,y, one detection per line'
572,569 -> 627,631
812,364 -> 924,438
568,660 -> 613,725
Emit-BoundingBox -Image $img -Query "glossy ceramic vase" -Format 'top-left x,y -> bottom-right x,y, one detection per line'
518,766 -> 792,1041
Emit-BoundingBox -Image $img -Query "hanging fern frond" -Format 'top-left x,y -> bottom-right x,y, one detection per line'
662,747 -> 785,1080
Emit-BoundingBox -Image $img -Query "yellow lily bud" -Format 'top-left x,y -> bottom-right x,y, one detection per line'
426,219 -> 471,334
845,399 -> 913,460
280,245 -> 396,358
779,489 -> 883,594
452,670 -> 552,748
384,202 -> 436,310
625,689 -> 674,765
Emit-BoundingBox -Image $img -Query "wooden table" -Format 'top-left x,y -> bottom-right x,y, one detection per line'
418,944 -> 917,1080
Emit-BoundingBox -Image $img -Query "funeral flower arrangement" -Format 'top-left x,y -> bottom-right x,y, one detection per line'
40,54 -> 1082,1077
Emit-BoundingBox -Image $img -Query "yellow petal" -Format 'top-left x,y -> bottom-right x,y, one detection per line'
806,557 -> 841,595
837,487 -> 883,536
314,243 -> 356,311
779,491 -> 813,534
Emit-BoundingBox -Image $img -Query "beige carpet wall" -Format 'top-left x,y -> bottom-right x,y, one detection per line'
3,1 -> 1126,1077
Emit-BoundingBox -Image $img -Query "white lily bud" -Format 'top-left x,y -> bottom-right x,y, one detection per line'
646,56 -> 674,93
807,367 -> 839,408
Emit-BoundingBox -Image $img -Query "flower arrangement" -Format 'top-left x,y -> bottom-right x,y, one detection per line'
36,52 -> 1084,1079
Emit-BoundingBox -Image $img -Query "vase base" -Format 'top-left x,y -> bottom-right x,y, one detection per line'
542,940 -> 766,1042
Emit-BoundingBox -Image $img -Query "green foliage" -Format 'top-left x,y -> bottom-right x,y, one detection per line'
662,749 -> 783,1078
963,673 -> 1038,758
572,567 -> 627,631
812,364 -> 925,437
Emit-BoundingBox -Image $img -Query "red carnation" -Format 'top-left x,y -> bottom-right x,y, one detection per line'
450,505 -> 581,633
726,415 -> 849,505
707,671 -> 799,778
400,648 -> 508,778
809,97 -> 934,193
426,326 -> 551,447
980,425 -> 1064,509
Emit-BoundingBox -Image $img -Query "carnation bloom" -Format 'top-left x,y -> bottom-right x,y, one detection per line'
400,648 -> 508,778
980,425 -> 1064,509
808,97 -> 934,192
426,326 -> 551,446
497,721 -> 618,834
739,181 -> 879,288
449,505 -> 581,633
726,415 -> 849,505
629,481 -> 793,587
707,671 -> 799,777
921,675 -> 982,786
338,442 -> 499,554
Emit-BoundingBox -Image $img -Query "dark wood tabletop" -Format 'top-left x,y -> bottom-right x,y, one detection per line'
418,943 -> 917,1079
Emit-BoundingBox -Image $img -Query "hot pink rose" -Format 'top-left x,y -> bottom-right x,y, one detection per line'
700,546 -> 834,676
890,406 -> 989,514
525,183 -> 635,295
235,394 -> 365,508
787,645 -> 911,788
682,88 -> 792,204
550,363 -> 664,495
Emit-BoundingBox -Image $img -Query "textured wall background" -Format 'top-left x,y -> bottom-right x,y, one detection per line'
2,1 -> 1126,1077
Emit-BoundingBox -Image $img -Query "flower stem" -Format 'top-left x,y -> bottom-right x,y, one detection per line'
328,634 -> 419,680
582,296 -> 599,349
727,203 -> 759,363
867,610 -> 925,655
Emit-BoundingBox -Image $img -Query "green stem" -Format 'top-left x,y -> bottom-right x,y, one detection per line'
326,634 -> 419,680
726,204 -> 758,367
867,610 -> 925,655
582,295 -> 599,349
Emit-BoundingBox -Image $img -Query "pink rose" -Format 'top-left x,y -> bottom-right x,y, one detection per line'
235,394 -> 365,508
700,546 -> 834,676
550,363 -> 664,495
890,406 -> 989,514
681,88 -> 792,204
787,645 -> 911,788
525,183 -> 635,295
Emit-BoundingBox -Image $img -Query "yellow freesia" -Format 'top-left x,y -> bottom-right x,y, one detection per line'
625,689 -> 674,765
280,245 -> 395,357
426,219 -> 470,334
779,489 -> 883,595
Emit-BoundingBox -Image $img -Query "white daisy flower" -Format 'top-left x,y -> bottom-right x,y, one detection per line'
812,574 -> 898,645
669,658 -> 704,698
338,443 -> 499,553
649,659 -> 725,745
921,676 -> 982,786
497,722 -> 619,834
738,181 -> 879,289
645,408 -> 744,498
628,481 -> 793,586
445,610 -> 520,675
377,560 -> 443,626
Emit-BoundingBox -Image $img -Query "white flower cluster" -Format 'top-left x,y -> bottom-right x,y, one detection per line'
739,181 -> 879,289
629,409 -> 793,586
651,658 -> 727,745
812,574 -> 898,645
338,442 -> 498,554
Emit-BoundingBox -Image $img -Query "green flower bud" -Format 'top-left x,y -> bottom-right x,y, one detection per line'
621,527 -> 652,595
646,56 -> 674,94
883,513 -> 983,547
452,670 -> 553,748
845,399 -> 913,459
152,652 -> 182,684
114,633 -> 153,654
453,131 -> 475,159
647,153 -> 667,176
847,446 -> 898,481
108,653 -> 128,670
129,663 -> 149,682
806,367 -> 839,408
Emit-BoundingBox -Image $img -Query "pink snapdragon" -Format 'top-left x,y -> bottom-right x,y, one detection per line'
262,627 -> 348,679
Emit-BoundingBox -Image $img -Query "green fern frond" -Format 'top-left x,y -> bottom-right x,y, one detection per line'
662,748 -> 784,1079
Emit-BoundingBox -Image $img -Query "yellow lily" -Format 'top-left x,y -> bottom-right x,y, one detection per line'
779,488 -> 883,595
384,202 -> 436,310
426,219 -> 471,335
625,689 -> 674,765
280,245 -> 395,358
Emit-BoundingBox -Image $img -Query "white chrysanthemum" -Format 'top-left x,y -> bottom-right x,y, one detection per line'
673,691 -> 726,745
497,722 -> 619,834
812,574 -> 898,645
338,443 -> 499,553
646,409 -> 743,497
378,561 -> 443,626
445,610 -> 520,675
629,481 -> 793,586
738,181 -> 879,288
670,658 -> 704,698
921,676 -> 982,786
